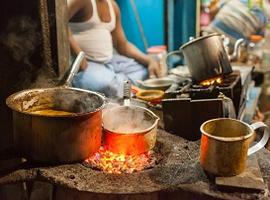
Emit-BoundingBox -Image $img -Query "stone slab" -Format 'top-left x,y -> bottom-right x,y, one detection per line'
215,155 -> 265,191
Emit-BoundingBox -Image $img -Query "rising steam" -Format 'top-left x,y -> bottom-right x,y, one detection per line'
102,105 -> 155,133
0,16 -> 58,89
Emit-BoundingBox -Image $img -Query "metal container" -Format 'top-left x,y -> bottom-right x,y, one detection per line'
180,33 -> 232,83
200,118 -> 269,176
165,34 -> 248,83
102,105 -> 159,155
6,52 -> 105,163
137,77 -> 175,91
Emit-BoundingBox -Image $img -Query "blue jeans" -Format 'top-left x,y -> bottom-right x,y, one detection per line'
73,55 -> 148,97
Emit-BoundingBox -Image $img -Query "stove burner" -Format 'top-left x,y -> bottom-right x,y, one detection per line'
189,71 -> 243,114
199,76 -> 223,86
83,147 -> 162,174
162,70 -> 245,141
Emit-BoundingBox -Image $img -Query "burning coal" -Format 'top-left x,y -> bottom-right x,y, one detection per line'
84,147 -> 162,174
200,76 -> 223,86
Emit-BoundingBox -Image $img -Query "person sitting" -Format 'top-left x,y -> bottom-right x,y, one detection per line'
204,0 -> 270,46
67,0 -> 161,97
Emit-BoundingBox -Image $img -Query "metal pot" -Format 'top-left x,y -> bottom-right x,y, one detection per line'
6,52 -> 105,163
102,105 -> 159,155
137,77 -> 175,91
166,33 -> 245,83
200,118 -> 269,176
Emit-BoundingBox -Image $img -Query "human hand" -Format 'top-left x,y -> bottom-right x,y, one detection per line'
80,57 -> 88,71
148,59 -> 162,78
252,107 -> 265,122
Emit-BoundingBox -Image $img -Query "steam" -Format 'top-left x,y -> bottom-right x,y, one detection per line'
1,16 -> 38,65
53,90 -> 104,113
14,89 -> 105,114
0,16 -> 57,89
103,105 -> 155,133
30,67 -> 57,88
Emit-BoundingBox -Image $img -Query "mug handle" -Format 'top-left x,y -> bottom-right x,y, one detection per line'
248,122 -> 270,156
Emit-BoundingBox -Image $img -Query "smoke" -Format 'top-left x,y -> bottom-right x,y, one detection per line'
14,89 -> 105,114
30,66 -> 57,88
0,16 -> 58,90
1,16 -> 39,65
102,105 -> 155,133
53,90 -> 104,113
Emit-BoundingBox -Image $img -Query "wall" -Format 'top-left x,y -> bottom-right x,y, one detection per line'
116,0 -> 165,52
0,0 -> 68,151
168,0 -> 198,51
116,0 -> 198,53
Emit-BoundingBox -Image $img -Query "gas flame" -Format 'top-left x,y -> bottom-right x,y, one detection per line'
200,76 -> 223,86
84,147 -> 161,174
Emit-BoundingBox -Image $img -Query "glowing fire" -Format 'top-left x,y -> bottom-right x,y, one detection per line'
84,147 -> 161,174
200,76 -> 223,86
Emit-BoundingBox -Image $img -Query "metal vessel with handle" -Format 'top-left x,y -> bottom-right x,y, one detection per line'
102,81 -> 159,155
6,52 -> 105,163
166,33 -> 245,83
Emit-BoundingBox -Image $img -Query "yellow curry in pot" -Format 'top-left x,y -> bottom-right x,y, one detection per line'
31,109 -> 73,116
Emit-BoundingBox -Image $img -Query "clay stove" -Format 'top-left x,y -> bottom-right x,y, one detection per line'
1,129 -> 269,200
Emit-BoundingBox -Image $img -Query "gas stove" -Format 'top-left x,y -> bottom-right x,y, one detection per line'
162,69 -> 251,141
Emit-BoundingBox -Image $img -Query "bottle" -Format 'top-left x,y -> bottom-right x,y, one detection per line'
147,45 -> 168,77
200,0 -> 211,27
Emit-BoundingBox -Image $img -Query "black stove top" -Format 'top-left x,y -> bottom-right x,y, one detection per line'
162,70 -> 247,141
166,71 -> 244,114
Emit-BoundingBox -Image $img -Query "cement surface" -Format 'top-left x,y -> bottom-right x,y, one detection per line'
0,129 -> 269,199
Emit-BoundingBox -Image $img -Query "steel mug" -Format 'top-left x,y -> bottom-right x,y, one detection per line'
200,118 -> 269,176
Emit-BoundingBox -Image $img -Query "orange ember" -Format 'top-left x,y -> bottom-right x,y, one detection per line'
84,147 -> 161,174
200,76 -> 223,86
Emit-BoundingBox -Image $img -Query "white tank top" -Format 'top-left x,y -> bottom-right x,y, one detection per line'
69,0 -> 116,63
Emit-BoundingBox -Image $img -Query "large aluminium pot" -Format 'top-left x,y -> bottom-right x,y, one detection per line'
181,33 -> 232,82
167,33 -> 233,83
102,105 -> 159,155
6,52 -> 105,163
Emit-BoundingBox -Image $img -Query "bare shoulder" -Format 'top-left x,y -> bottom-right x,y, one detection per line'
67,0 -> 89,10
67,0 -> 91,20
111,0 -> 120,16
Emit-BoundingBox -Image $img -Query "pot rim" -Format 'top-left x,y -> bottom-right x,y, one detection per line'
140,77 -> 175,89
180,33 -> 221,50
6,86 -> 106,118
136,90 -> 164,102
200,118 -> 254,142
102,105 -> 159,135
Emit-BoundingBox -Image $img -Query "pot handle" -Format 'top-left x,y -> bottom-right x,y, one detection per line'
63,51 -> 86,87
248,122 -> 270,156
165,50 -> 183,69
218,93 -> 236,119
